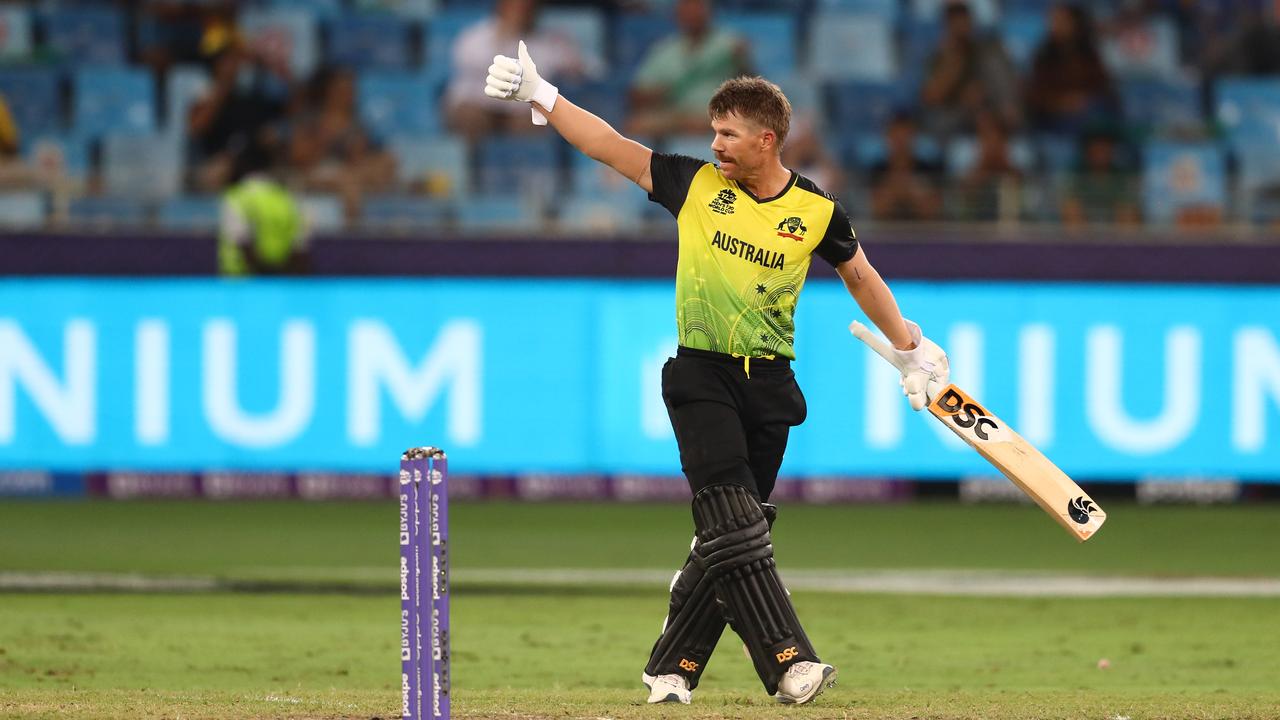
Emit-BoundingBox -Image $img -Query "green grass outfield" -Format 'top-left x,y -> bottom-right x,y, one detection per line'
2,500 -> 1279,719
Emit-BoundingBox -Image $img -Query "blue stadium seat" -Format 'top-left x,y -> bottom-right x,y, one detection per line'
475,136 -> 559,196
0,191 -> 45,227
157,196 -> 221,231
23,134 -> 90,183
372,0 -> 438,20
1234,143 -> 1280,222
557,195 -> 644,233
1102,17 -> 1180,79
662,135 -> 714,162
102,133 -> 182,200
945,136 -> 1034,177
388,135 -> 471,196
569,151 -> 651,205
556,80 -> 628,129
41,7 -> 125,65
360,195 -> 452,231
456,195 -> 538,232
426,8 -> 488,72
270,0 -> 343,18
1000,12 -> 1046,66
1141,142 -> 1227,225
612,13 -> 675,81
849,131 -> 942,168
327,13 -> 413,70
359,72 -> 442,142
818,0 -> 900,18
73,68 -> 156,140
808,13 -> 896,81
0,67 -> 60,136
721,13 -> 799,79
300,194 -> 345,232
68,197 -> 148,227
1120,78 -> 1202,133
1033,134 -> 1078,175
0,6 -> 32,60
542,7 -> 607,73
826,81 -> 914,133
239,8 -> 320,79
1215,78 -> 1280,147
165,65 -> 210,137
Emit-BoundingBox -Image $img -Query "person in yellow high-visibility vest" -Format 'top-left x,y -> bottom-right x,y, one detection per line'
218,139 -> 310,276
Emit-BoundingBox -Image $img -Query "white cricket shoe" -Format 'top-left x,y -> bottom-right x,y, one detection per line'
641,671 -> 691,704
774,661 -> 837,704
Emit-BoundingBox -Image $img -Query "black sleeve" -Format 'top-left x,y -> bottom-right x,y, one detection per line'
814,200 -> 859,267
647,152 -> 707,217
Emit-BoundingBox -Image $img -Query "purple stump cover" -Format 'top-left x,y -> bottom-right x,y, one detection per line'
429,454 -> 450,719
397,454 -> 419,720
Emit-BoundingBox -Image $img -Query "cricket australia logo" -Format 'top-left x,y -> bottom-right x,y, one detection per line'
776,216 -> 807,241
1067,496 -> 1099,525
708,188 -> 737,215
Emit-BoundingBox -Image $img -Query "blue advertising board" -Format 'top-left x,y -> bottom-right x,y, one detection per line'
1,278 -> 1278,479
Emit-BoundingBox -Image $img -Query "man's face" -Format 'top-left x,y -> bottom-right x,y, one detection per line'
944,8 -> 973,41
710,113 -> 769,180
676,0 -> 710,35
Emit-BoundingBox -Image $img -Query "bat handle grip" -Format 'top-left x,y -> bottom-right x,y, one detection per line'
849,321 -> 899,368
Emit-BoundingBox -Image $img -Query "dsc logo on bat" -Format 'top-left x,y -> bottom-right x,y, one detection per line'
931,388 -> 1001,441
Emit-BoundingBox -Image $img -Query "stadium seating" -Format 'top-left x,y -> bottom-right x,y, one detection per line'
475,136 -> 560,197
68,196 -> 148,227
360,195 -> 453,231
808,13 -> 896,81
164,65 -> 211,138
0,6 -> 32,60
300,194 -> 345,232
542,6 -> 607,74
456,195 -> 538,232
326,13 -> 413,70
1142,142 -> 1227,225
102,133 -> 182,201
1120,78 -> 1202,134
23,134 -> 90,183
911,0 -> 999,26
0,191 -> 44,227
611,12 -> 675,81
662,135 -> 714,162
73,68 -> 156,140
157,196 -> 221,231
721,12 -> 799,79
358,71 -> 442,142
826,80 -> 914,133
426,7 -> 488,71
557,195 -> 644,233
999,12 -> 1046,66
1215,78 -> 1280,147
0,67 -> 60,138
945,136 -> 1035,177
41,6 -> 125,65
388,135 -> 471,197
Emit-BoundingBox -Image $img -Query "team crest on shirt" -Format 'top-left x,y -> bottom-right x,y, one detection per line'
775,216 -> 807,241
708,189 -> 737,215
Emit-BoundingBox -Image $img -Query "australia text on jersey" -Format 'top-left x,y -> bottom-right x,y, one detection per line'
710,230 -> 785,270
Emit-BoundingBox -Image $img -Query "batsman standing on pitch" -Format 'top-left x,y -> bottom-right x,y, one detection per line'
484,42 -> 950,705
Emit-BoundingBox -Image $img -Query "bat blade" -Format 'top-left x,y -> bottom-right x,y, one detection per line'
928,384 -> 1106,542
849,321 -> 1105,542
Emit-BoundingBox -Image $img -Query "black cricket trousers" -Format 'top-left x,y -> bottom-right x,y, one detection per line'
661,346 -> 808,502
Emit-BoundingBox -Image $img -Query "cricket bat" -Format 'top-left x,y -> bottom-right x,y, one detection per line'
850,321 -> 1106,542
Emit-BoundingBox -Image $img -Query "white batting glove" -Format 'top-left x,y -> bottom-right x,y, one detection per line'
483,40 -> 559,126
890,320 -> 950,411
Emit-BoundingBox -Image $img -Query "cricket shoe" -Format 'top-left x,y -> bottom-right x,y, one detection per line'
641,671 -> 691,704
774,661 -> 837,704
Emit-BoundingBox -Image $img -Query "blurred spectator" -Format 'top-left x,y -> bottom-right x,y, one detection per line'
1025,3 -> 1118,136
0,92 -> 44,190
188,23 -> 297,191
219,137 -> 309,276
444,0 -> 594,139
782,115 -> 845,197
138,2 -> 231,76
1199,1 -> 1280,78
869,113 -> 944,221
626,0 -> 751,138
1060,126 -> 1140,226
919,1 -> 1021,140
288,66 -> 394,221
953,111 -> 1023,221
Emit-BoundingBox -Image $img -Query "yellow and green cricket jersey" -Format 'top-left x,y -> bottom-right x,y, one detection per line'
648,153 -> 859,360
